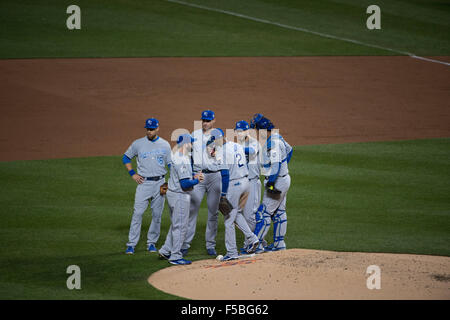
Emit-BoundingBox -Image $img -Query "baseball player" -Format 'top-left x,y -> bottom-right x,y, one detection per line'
181,110 -> 230,256
123,118 -> 172,254
207,128 -> 259,261
234,120 -> 262,253
252,115 -> 293,252
158,134 -> 204,265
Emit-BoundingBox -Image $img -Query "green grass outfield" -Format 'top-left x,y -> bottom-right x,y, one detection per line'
0,0 -> 449,58
0,138 -> 448,299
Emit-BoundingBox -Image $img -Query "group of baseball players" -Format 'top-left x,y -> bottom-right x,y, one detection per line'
122,110 -> 292,265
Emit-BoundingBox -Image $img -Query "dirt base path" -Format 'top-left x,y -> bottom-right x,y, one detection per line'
149,249 -> 450,300
1,57 -> 449,161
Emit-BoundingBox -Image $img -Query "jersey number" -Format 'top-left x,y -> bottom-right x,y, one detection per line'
236,153 -> 244,168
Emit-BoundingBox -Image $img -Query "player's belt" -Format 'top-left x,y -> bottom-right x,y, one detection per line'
202,169 -> 218,174
230,175 -> 248,182
167,189 -> 188,194
145,175 -> 165,181
264,174 -> 288,180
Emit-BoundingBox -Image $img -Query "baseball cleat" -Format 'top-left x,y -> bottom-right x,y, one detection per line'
247,240 -> 260,254
264,244 -> 274,252
148,244 -> 158,253
125,246 -> 135,255
254,247 -> 265,254
158,251 -> 170,260
272,246 -> 286,252
169,258 -> 192,265
238,253 -> 256,260
222,255 -> 238,261
239,247 -> 247,255
206,248 -> 217,256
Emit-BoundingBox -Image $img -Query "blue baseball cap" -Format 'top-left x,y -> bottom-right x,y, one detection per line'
206,128 -> 224,146
235,120 -> 250,131
145,118 -> 159,129
176,133 -> 195,146
201,110 -> 215,121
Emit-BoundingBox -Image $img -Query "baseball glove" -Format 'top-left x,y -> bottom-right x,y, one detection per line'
266,181 -> 282,195
218,195 -> 233,216
159,182 -> 168,196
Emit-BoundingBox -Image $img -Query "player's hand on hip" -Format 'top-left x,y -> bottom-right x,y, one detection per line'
194,172 -> 204,182
132,174 -> 145,184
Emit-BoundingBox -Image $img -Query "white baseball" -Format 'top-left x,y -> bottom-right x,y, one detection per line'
216,254 -> 224,261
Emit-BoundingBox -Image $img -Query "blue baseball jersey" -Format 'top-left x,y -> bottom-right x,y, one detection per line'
124,136 -> 172,177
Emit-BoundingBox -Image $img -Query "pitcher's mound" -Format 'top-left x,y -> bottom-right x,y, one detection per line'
148,249 -> 450,299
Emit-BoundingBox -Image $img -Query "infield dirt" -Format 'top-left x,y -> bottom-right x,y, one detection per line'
0,56 -> 449,161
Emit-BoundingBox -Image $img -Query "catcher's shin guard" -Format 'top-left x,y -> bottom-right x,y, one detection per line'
253,204 -> 265,238
272,209 -> 287,249
254,204 -> 271,243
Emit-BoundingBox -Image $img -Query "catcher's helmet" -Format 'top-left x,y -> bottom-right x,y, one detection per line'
250,113 -> 264,129
257,117 -> 275,130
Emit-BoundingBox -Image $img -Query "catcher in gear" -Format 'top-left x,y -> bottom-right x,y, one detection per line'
251,114 -> 293,252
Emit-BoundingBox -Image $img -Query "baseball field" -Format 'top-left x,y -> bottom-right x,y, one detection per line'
0,0 -> 449,300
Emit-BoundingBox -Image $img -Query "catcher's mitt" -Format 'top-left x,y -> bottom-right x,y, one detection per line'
218,195 -> 233,216
160,182 -> 168,196
266,181 -> 282,195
